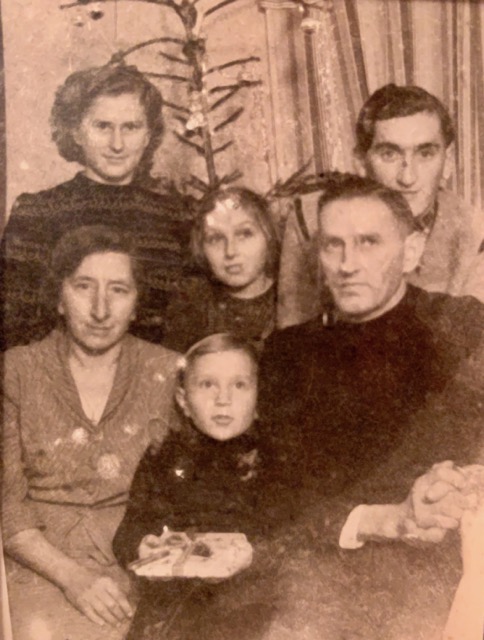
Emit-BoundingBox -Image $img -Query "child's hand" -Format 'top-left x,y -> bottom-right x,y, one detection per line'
138,534 -> 163,559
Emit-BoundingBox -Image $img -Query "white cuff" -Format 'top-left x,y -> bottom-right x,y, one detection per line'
339,504 -> 368,549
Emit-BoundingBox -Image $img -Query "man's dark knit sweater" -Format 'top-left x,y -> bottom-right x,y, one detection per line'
1,173 -> 194,348
259,285 -> 483,534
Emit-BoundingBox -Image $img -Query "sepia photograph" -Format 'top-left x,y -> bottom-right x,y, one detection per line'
1,0 -> 483,638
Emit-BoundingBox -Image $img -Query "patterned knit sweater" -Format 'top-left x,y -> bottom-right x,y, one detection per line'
1,172 -> 194,349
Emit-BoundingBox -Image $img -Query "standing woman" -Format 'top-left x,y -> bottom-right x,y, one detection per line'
2,225 -> 180,640
1,64 -> 191,348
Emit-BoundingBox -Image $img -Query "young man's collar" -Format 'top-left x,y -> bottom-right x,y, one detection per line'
413,199 -> 439,234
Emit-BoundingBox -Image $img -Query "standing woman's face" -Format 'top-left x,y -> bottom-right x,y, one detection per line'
73,93 -> 151,185
58,251 -> 138,354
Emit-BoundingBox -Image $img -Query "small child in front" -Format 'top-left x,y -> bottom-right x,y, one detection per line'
113,333 -> 288,640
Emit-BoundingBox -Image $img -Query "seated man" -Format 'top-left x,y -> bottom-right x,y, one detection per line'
260,174 -> 483,549
278,83 -> 484,327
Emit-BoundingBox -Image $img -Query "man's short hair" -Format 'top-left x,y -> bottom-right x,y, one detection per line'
50,64 -> 164,182
355,83 -> 455,156
45,224 -> 145,317
317,173 -> 415,234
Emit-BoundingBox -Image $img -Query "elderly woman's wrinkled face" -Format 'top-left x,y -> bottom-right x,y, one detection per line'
73,93 -> 150,185
58,251 -> 138,354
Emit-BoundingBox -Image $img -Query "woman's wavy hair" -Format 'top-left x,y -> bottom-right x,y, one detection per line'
50,64 -> 164,183
190,187 -> 280,280
43,224 -> 146,320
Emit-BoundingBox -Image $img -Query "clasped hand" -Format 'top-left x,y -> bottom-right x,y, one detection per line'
401,460 -> 478,543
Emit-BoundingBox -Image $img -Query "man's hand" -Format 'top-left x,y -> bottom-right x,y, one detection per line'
401,461 -> 474,543
62,566 -> 133,627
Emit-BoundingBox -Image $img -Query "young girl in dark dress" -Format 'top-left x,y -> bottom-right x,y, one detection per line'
113,333 -> 292,640
162,188 -> 280,353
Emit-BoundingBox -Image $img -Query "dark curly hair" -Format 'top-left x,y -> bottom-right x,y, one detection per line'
50,64 -> 164,183
355,84 -> 455,156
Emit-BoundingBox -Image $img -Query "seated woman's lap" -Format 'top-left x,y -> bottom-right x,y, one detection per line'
6,502 -> 135,640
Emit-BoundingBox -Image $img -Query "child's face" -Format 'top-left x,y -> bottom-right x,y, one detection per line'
177,350 -> 258,441
202,202 -> 270,298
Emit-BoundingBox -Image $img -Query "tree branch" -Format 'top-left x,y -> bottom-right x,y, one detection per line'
204,0 -> 240,18
145,72 -> 190,83
173,131 -> 206,155
163,100 -> 191,114
158,51 -> 191,66
219,169 -> 243,184
209,80 -> 262,94
109,38 -> 185,64
213,107 -> 243,132
187,174 -> 211,193
62,0 -> 178,11
206,56 -> 260,75
213,140 -> 234,154
209,81 -> 262,111
209,87 -> 240,111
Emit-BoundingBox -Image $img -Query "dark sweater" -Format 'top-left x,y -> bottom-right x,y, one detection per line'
1,173 -> 194,348
162,278 -> 277,353
259,286 -> 484,537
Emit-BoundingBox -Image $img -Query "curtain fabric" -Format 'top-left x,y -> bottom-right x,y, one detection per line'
264,0 -> 484,212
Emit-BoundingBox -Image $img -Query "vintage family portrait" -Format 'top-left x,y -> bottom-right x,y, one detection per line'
1,0 -> 483,638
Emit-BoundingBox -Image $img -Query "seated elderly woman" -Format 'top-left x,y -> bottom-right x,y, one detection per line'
2,225 -> 180,640
1,63 -> 192,349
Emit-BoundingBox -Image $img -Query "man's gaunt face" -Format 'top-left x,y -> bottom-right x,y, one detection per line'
318,195 -> 420,323
363,111 -> 451,217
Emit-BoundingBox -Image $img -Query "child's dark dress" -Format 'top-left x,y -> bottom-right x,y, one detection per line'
113,425 -> 291,640
162,279 -> 277,353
